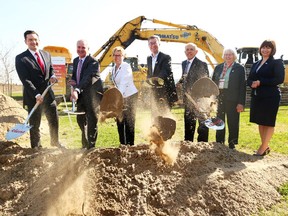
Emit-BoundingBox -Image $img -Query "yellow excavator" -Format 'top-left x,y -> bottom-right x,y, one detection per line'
93,15 -> 224,74
44,15 -> 288,96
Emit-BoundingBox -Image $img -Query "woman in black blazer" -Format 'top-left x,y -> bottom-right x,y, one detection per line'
212,48 -> 246,149
247,40 -> 285,156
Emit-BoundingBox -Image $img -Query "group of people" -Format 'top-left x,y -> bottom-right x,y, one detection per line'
15,30 -> 285,156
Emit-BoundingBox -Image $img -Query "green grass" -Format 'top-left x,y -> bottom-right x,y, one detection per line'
55,103 -> 288,154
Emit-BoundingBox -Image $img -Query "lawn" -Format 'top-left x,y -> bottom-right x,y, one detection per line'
56,103 -> 288,156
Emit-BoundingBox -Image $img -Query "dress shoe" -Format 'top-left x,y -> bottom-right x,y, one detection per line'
253,147 -> 270,156
54,142 -> 66,149
229,143 -> 235,149
32,145 -> 43,150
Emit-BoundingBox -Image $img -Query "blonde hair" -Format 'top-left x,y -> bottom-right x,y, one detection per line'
112,46 -> 126,57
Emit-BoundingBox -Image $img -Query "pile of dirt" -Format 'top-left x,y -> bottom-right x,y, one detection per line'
0,93 -> 29,141
1,94 -> 288,216
0,141 -> 288,216
0,93 -> 49,145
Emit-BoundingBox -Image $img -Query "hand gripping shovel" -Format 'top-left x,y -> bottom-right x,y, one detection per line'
63,86 -> 85,115
5,82 -> 55,141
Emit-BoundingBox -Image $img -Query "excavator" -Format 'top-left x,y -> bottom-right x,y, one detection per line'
93,15 -> 224,73
44,15 -> 288,96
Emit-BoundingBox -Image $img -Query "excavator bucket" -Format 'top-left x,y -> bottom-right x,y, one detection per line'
153,116 -> 176,141
99,87 -> 124,121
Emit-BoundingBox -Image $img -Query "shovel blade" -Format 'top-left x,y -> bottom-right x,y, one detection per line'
5,124 -> 32,141
204,117 -> 225,130
153,116 -> 176,141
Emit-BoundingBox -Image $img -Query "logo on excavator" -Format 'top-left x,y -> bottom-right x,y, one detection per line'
180,32 -> 191,38
156,32 -> 191,40
156,34 -> 179,40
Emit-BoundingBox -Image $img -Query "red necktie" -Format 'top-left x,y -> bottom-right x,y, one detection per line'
76,59 -> 83,84
35,52 -> 45,74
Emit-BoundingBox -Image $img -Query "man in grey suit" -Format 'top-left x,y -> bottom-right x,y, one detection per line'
15,30 -> 63,149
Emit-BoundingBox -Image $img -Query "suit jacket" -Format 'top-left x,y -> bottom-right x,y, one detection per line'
72,55 -> 103,103
15,49 -> 55,106
111,62 -> 138,98
247,57 -> 285,98
212,62 -> 246,105
147,52 -> 178,105
181,57 -> 209,104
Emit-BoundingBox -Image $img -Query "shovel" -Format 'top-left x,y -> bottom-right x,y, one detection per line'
5,82 -> 55,141
153,116 -> 176,141
63,86 -> 85,115
184,77 -> 225,130
63,100 -> 85,115
185,92 -> 224,130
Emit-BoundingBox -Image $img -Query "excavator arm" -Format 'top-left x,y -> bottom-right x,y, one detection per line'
93,16 -> 224,72
135,18 -> 224,66
92,16 -> 146,72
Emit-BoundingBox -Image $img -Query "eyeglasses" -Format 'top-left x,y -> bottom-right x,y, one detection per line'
148,42 -> 158,46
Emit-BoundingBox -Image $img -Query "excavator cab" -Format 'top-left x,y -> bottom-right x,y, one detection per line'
236,47 -> 259,76
124,57 -> 139,72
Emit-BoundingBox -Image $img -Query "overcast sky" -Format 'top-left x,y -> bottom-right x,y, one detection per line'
1,0 -> 287,83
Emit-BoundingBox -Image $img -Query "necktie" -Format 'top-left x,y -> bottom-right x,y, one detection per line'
184,60 -> 190,74
35,52 -> 45,74
76,59 -> 83,84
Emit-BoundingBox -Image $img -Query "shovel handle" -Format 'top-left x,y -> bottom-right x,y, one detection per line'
24,82 -> 56,124
72,99 -> 76,112
184,92 -> 208,120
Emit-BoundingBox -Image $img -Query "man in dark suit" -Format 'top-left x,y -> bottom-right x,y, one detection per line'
178,43 -> 210,142
146,35 -> 178,117
15,30 -> 63,149
69,39 -> 103,149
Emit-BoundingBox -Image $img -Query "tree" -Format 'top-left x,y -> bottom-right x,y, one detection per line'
0,43 -> 15,96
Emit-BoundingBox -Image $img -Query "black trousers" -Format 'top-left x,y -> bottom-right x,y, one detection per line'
28,98 -> 59,148
216,94 -> 240,145
76,102 -> 98,149
77,80 -> 103,149
117,93 -> 138,145
184,105 -> 209,142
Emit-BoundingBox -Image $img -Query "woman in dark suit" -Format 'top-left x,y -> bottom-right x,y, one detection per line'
247,40 -> 285,156
212,48 -> 246,149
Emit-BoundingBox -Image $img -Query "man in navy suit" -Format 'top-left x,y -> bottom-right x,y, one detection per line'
146,35 -> 178,117
178,43 -> 210,142
15,30 -> 63,149
69,39 -> 103,149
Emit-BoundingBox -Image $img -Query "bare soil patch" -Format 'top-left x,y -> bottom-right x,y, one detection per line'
1,93 -> 288,216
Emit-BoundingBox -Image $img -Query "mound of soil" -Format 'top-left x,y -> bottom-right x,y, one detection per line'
0,93 -> 28,141
0,141 -> 288,216
1,93 -> 288,216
